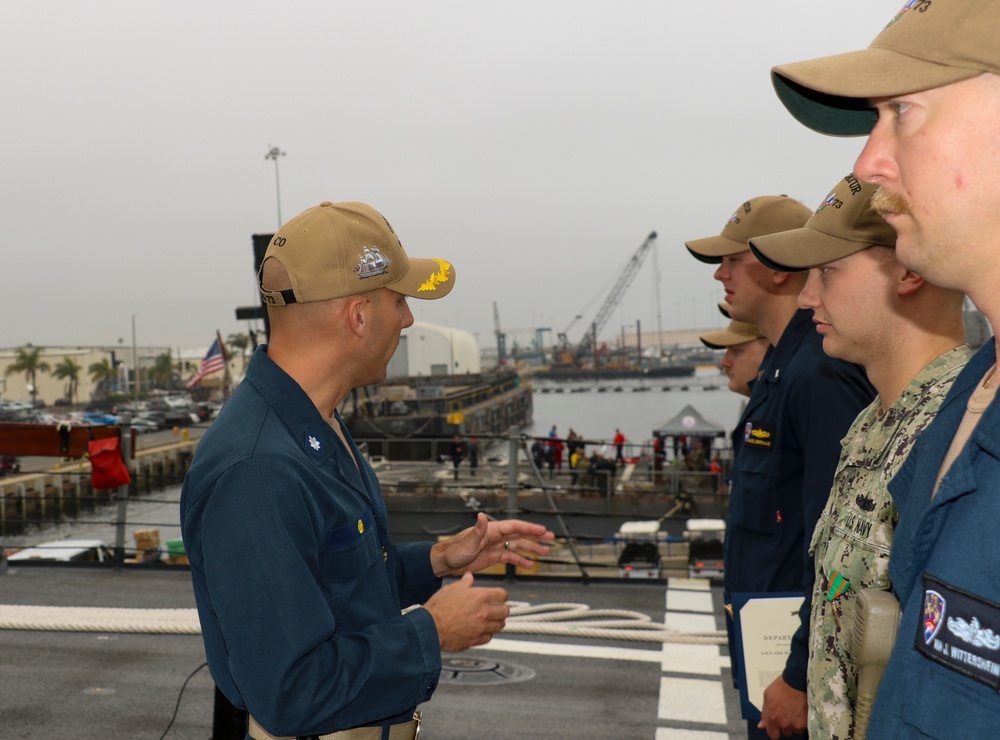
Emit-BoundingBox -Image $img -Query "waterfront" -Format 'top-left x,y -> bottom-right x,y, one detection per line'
2,373 -> 741,550
525,368 -> 742,454
0,385 -> 749,739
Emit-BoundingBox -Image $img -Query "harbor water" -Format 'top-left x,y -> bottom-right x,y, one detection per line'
525,367 -> 743,456
4,371 -> 742,550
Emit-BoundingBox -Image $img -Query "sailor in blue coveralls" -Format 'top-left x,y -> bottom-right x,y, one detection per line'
686,196 -> 875,739
769,1 -> 1000,734
181,202 -> 553,740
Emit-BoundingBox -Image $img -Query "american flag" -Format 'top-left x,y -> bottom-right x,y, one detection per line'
186,338 -> 227,389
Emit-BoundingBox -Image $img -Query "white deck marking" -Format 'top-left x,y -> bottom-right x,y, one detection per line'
664,611 -> 717,633
661,642 -> 727,675
655,729 -> 728,740
658,675 -> 727,723
475,637 -> 663,663
473,580 -> 738,736
668,577 -> 711,591
666,589 -> 714,614
657,580 -> 736,737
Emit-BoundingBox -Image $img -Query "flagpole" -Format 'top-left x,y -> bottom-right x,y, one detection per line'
217,330 -> 231,399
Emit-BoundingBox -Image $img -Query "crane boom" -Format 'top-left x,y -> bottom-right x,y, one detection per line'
493,301 -> 507,367
574,231 -> 657,365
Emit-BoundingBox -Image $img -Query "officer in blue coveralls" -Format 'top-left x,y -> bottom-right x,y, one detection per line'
769,2 -> 1000,735
181,202 -> 554,740
686,197 -> 875,739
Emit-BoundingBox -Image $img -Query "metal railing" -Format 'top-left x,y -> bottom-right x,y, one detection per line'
1,425 -> 730,575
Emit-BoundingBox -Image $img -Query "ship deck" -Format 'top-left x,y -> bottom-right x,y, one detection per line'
0,565 -> 748,739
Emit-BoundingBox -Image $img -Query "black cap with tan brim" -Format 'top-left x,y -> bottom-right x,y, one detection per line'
258,201 -> 455,306
772,1 -> 1000,137
749,174 -> 896,272
685,195 -> 812,264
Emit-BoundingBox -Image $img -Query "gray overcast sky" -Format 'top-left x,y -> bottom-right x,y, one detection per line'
2,1 -> 896,353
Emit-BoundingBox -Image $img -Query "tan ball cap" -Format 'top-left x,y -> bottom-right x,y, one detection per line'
771,1 -> 1000,136
685,195 -> 811,264
749,174 -> 896,272
700,320 -> 765,350
258,201 -> 455,306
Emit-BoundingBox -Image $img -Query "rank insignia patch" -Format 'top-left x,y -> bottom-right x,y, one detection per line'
305,434 -> 323,455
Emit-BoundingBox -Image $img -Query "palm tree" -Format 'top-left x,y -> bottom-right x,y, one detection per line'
52,357 -> 82,406
227,332 -> 251,373
149,351 -> 176,390
5,345 -> 50,405
89,357 -> 117,401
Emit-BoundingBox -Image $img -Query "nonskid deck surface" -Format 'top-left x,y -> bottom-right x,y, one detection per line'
0,567 -> 747,739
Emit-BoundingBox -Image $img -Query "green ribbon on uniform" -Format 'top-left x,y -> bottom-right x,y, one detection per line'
826,570 -> 851,602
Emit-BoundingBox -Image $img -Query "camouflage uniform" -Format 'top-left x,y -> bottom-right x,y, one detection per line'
807,347 -> 970,739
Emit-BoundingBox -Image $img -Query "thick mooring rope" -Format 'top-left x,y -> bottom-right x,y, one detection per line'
0,601 -> 727,645
0,605 -> 201,634
506,601 -> 726,645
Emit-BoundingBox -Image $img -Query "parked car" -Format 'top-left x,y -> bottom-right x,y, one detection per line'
83,412 -> 120,426
163,408 -> 197,427
131,417 -> 160,434
136,411 -> 168,429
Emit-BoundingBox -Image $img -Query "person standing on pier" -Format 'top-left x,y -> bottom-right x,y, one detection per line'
531,438 -> 546,471
181,201 -> 554,740
467,436 -> 479,476
686,194 -> 875,740
750,175 -> 969,739
613,428 -> 626,467
449,434 -> 464,480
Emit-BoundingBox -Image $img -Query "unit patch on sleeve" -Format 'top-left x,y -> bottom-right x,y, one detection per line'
915,574 -> 1000,689
742,420 -> 776,450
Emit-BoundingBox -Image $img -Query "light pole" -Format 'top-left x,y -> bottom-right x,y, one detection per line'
265,146 -> 286,228
131,313 -> 140,402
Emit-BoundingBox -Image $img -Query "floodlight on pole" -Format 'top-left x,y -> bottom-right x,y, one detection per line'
131,313 -> 140,402
265,146 -> 286,228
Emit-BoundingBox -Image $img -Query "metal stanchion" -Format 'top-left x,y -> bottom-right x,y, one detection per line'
113,414 -> 132,569
506,425 -> 519,581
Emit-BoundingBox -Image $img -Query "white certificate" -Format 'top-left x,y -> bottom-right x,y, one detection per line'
732,593 -> 804,720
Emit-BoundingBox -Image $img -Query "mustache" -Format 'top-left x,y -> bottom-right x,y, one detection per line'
871,187 -> 911,217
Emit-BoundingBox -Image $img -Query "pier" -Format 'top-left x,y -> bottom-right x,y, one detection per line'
0,430 -> 197,537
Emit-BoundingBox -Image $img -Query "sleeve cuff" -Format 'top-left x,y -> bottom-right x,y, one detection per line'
782,662 -> 807,693
404,606 -> 442,702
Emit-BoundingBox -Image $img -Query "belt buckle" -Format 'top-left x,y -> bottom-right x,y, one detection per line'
413,711 -> 421,738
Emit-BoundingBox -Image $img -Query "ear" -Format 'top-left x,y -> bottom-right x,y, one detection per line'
345,296 -> 369,337
773,270 -> 807,289
897,269 -> 925,297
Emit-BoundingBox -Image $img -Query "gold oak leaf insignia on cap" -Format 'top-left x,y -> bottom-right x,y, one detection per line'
419,259 -> 452,292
